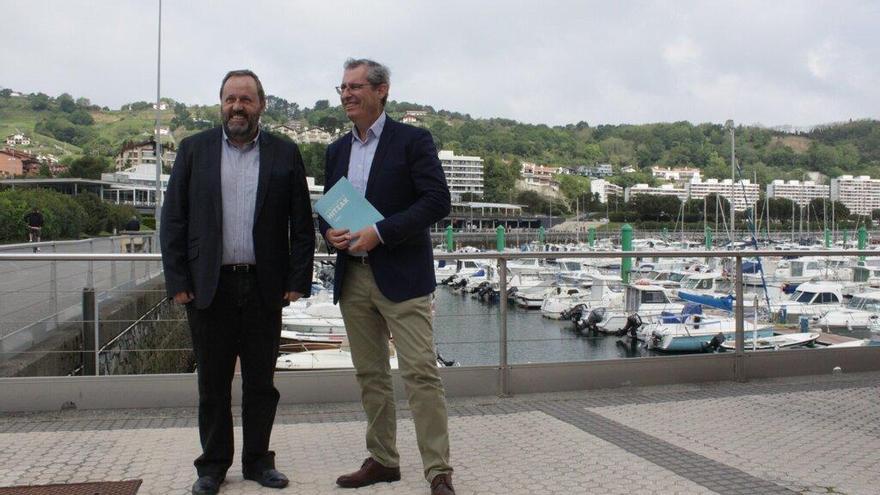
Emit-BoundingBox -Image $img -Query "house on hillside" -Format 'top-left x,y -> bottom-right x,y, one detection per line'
0,148 -> 40,177
5,133 -> 30,146
114,138 -> 177,171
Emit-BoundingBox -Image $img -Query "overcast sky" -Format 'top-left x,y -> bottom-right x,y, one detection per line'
2,0 -> 878,127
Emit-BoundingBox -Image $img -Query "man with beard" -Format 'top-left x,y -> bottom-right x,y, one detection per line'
320,58 -> 455,495
161,69 -> 314,495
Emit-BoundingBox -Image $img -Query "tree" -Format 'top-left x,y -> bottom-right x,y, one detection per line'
556,174 -> 591,210
0,88 -> 12,98
30,93 -> 50,111
313,99 -> 330,111
69,109 -> 94,126
75,97 -> 91,107
73,192 -> 110,235
57,93 -> 76,113
482,156 -> 520,203
67,154 -> 110,179
628,194 -> 681,222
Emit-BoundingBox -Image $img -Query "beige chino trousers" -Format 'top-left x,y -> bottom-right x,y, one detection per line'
339,261 -> 452,481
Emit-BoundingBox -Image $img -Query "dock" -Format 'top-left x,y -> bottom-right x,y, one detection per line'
774,326 -> 859,345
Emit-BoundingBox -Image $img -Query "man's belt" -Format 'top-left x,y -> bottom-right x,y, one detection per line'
220,264 -> 256,273
346,254 -> 369,265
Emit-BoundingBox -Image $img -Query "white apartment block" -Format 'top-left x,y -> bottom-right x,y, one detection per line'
651,166 -> 701,183
766,180 -> 830,206
625,183 -> 688,202
590,179 -> 623,203
439,150 -> 484,200
687,178 -> 760,211
831,175 -> 880,216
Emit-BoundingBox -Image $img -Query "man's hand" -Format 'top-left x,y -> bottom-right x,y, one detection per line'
325,228 -> 351,251
173,291 -> 194,304
284,291 -> 303,303
348,226 -> 380,253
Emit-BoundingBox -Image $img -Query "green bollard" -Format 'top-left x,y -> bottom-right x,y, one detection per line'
538,225 -> 546,245
588,227 -> 596,247
843,229 -> 849,249
824,228 -> 831,248
704,226 -> 713,250
859,226 -> 868,262
621,224 -> 633,284
661,227 -> 668,241
445,225 -> 454,252
496,225 -> 506,252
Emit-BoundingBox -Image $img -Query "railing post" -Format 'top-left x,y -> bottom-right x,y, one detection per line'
82,287 -> 97,376
498,257 -> 510,397
51,244 -> 58,325
110,237 -> 117,289
734,255 -> 745,382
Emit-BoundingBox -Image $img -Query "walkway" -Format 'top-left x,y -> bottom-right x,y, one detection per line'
1,371 -> 878,494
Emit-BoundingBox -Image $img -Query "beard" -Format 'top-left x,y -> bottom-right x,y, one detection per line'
222,109 -> 260,141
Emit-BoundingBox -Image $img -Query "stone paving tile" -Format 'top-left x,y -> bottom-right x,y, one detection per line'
0,412 -> 715,495
588,385 -> 880,495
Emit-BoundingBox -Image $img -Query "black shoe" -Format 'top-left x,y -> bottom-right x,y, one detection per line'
243,468 -> 289,489
192,474 -> 223,495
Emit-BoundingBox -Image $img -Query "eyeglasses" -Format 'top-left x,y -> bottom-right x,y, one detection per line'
335,83 -> 372,95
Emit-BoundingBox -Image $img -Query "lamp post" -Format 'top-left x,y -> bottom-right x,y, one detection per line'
725,119 -> 735,243
154,0 -> 163,232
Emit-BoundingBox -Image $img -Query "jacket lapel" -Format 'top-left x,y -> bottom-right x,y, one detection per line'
253,132 -> 274,225
337,132 -> 353,181
208,128 -> 223,229
365,118 -> 396,198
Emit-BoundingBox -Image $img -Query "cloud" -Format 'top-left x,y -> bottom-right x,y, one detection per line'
1,0 -> 877,126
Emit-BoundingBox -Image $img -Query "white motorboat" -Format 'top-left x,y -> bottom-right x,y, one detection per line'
281,295 -> 346,344
813,290 -> 880,331
772,281 -> 845,324
276,342 -> 459,370
646,313 -> 775,352
544,274 -> 624,320
594,283 -> 685,334
720,332 -> 820,351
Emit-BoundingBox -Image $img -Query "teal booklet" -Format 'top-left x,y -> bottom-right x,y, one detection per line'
314,177 -> 384,231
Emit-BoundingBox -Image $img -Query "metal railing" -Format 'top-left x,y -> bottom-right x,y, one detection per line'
2,247 -> 880,411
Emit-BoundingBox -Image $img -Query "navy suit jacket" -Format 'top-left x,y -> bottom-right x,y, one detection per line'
161,127 -> 315,310
319,117 -> 451,304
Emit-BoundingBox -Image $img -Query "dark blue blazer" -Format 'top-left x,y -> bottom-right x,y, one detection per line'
319,117 -> 451,304
161,127 -> 315,310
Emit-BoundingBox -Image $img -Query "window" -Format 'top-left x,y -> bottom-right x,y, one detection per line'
794,291 -> 816,303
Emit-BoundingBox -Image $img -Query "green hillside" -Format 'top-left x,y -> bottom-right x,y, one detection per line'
2,88 -> 879,214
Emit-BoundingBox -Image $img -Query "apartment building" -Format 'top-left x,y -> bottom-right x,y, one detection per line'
590,179 -> 624,203
625,183 -> 688,202
687,178 -> 760,211
831,175 -> 880,216
439,149 -> 484,200
766,180 -> 830,206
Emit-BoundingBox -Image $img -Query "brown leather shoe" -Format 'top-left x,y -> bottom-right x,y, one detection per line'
431,473 -> 455,495
336,457 -> 401,488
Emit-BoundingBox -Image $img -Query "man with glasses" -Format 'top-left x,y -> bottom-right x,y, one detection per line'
320,58 -> 456,495
161,69 -> 315,495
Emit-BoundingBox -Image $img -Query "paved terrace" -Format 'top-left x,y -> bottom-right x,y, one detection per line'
1,371 -> 878,495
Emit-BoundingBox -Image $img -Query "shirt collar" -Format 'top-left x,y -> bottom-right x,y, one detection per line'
351,112 -> 386,145
222,127 -> 261,150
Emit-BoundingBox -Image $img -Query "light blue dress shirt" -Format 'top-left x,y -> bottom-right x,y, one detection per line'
220,130 -> 260,265
347,112 -> 386,249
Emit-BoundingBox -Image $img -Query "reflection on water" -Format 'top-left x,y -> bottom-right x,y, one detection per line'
431,288 -> 660,366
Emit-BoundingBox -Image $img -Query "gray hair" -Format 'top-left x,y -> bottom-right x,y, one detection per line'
344,58 -> 390,105
219,69 -> 266,104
